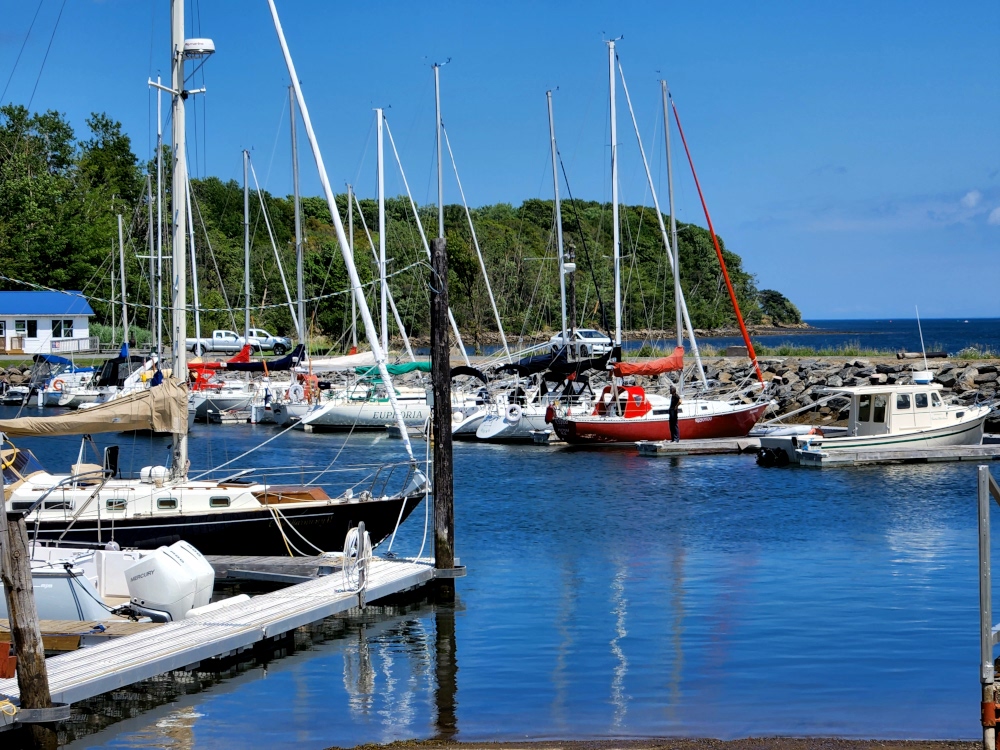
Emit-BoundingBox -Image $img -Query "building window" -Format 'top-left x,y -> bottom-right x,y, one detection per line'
15,320 -> 37,338
51,319 -> 74,338
0,322 -> 5,336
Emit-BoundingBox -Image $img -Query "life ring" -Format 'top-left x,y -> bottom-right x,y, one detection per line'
52,379 -> 65,392
505,404 -> 522,422
288,383 -> 305,402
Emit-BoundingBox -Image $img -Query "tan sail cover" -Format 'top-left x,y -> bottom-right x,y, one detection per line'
0,378 -> 188,437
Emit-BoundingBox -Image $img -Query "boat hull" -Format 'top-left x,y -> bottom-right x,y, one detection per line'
28,493 -> 424,555
300,401 -> 431,430
192,393 -> 253,420
760,411 -> 990,464
476,411 -> 548,442
552,401 -> 770,445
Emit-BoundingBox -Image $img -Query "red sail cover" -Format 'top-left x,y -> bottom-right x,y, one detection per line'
613,346 -> 685,377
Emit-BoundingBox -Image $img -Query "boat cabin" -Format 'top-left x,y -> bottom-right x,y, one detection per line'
592,385 -> 652,418
835,383 -> 956,437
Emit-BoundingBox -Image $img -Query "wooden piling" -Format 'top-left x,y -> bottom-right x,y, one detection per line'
430,237 -> 455,603
1,458 -> 55,747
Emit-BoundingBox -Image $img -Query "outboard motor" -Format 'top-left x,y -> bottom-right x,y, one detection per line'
124,541 -> 214,621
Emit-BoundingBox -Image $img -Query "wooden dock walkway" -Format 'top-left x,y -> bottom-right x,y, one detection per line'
637,437 -> 761,457
0,620 -> 161,654
0,556 -> 435,717
798,443 -> 1000,467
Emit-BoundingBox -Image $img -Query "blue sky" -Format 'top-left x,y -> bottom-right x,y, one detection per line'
1,0 -> 997,319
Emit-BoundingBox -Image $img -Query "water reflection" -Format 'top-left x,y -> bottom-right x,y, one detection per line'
610,558 -> 629,728
434,606 -> 458,740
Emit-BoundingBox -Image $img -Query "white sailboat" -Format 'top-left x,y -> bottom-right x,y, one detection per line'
0,0 -> 428,555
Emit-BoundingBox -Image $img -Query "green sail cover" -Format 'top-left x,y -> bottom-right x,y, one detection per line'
354,361 -> 432,377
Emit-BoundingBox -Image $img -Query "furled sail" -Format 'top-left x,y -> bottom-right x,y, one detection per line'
0,378 -> 188,437
298,351 -> 377,373
613,346 -> 685,377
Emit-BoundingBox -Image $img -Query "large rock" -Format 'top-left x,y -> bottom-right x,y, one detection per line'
974,371 -> 998,384
826,375 -> 844,388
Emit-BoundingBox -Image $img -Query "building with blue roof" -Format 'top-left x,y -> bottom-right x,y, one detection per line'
0,291 -> 96,355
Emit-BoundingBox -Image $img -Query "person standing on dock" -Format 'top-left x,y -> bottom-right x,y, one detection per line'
669,385 -> 681,442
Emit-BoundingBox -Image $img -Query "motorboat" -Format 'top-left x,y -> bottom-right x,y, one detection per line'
756,381 -> 993,466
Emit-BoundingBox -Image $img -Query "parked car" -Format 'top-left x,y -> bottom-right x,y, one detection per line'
186,330 -> 262,355
247,329 -> 292,355
547,328 -> 613,357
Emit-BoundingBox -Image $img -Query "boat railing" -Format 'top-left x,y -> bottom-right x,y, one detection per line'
367,460 -> 423,499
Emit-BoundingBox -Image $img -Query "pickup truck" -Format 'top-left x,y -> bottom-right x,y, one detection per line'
187,330 -> 262,355
247,329 -> 292,356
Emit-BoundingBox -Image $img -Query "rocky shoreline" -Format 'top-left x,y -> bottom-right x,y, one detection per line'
698,356 -> 999,428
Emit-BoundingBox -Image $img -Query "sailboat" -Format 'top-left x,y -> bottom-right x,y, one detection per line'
0,0 -> 427,555
550,45 -> 771,445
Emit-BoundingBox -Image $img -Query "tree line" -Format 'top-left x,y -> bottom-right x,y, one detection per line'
0,105 -> 801,353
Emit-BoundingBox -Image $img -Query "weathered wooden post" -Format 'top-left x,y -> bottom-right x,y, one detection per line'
430,236 -> 455,603
1,440 -> 54,745
980,465 -> 1000,750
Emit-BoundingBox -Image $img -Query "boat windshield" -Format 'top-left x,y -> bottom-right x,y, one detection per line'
2,447 -> 48,485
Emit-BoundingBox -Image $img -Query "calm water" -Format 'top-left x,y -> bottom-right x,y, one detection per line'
0,410 -> 992,746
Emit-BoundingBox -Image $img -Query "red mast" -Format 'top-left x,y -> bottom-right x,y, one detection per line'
670,95 -> 763,384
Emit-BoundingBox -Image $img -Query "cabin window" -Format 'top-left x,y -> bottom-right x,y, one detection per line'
858,394 -> 872,421
106,498 -> 127,511
51,319 -> 74,338
873,395 -> 887,423
209,496 -> 231,508
156,497 -> 178,510
915,393 -> 929,408
896,394 -> 911,410
931,392 -> 942,406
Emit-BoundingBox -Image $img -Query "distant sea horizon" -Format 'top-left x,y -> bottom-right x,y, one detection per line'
692,317 -> 1000,355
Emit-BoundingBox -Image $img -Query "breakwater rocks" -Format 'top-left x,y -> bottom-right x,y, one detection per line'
0,365 -> 31,387
701,357 -> 998,426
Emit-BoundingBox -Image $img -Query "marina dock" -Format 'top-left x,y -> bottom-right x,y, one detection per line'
798,444 -> 1000,467
0,555 -> 440,730
636,437 -> 761,456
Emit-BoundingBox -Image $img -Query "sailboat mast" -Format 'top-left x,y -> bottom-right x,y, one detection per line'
348,183 -> 357,350
547,90 -> 568,347
156,79 -> 164,358
376,108 -> 388,354
146,174 -> 155,343
117,213 -> 128,344
662,82 -> 682,355
267,0 -> 417,461
243,149 -> 251,340
185,178 -> 201,343
662,81 -> 684,392
608,40 -> 622,347
169,0 -> 188,476
290,86 -> 305,350
434,64 -> 444,240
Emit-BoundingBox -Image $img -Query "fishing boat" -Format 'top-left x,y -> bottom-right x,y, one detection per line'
756,379 -> 993,466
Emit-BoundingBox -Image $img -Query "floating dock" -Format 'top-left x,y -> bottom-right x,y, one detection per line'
0,555 -> 442,728
0,620 -> 161,654
798,443 -> 1000,467
637,437 -> 761,457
